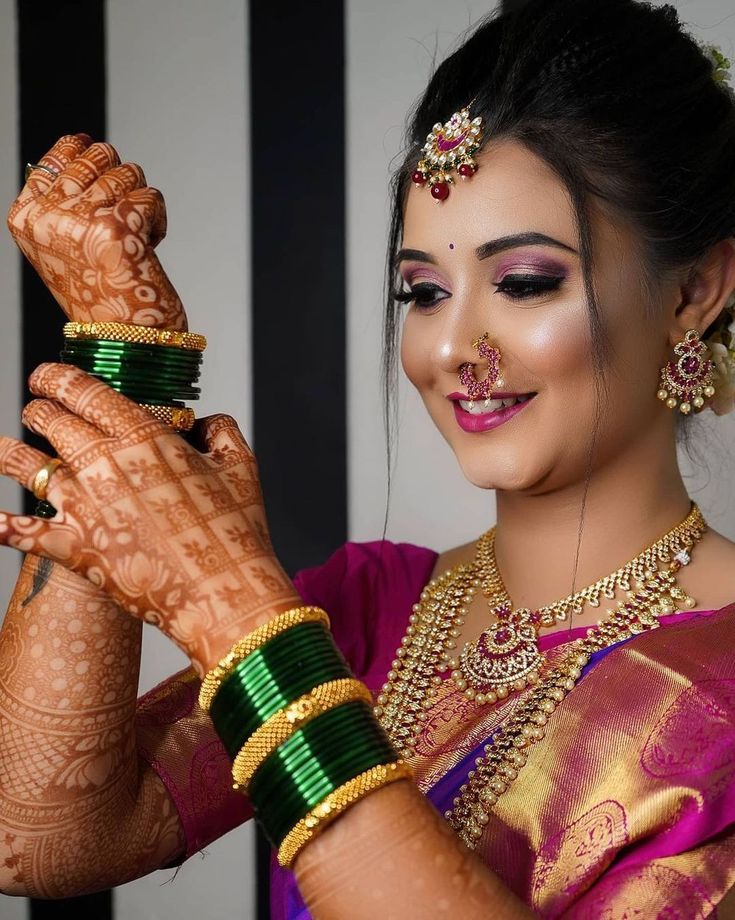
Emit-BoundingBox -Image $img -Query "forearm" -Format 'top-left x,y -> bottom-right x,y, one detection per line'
293,780 -> 533,919
0,554 -> 184,896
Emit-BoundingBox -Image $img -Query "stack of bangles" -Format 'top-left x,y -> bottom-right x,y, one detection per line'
198,605 -> 412,868
34,320 -> 207,518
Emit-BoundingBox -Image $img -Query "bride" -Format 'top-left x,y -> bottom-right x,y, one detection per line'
0,0 -> 734,915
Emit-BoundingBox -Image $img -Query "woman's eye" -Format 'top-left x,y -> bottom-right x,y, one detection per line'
493,273 -> 564,300
394,282 -> 449,310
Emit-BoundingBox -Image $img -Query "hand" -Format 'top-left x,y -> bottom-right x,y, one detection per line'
7,134 -> 186,329
0,364 -> 300,675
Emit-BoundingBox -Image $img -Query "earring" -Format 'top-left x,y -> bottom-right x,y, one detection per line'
459,333 -> 502,406
657,329 -> 716,414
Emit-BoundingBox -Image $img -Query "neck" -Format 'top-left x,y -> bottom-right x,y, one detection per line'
493,428 -> 691,611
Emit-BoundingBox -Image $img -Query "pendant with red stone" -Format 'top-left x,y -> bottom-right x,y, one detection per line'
413,104 -> 484,201
450,604 -> 543,703
657,329 -> 715,415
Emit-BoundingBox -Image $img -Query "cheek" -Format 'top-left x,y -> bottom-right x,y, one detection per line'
400,315 -> 429,389
513,305 -> 592,391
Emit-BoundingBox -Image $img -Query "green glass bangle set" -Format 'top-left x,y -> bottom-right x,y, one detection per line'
60,337 -> 203,406
204,607 -> 411,868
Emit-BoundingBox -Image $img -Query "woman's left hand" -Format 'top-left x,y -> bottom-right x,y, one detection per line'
0,363 -> 301,675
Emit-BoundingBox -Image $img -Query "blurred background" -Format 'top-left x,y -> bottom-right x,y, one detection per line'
0,0 -> 733,918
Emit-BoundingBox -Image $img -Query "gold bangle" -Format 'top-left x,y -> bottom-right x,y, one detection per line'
277,760 -> 413,868
63,321 -> 207,352
140,403 -> 196,431
197,606 -> 331,712
231,678 -> 373,792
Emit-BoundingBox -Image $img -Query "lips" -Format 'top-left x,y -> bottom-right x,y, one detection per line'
447,391 -> 536,433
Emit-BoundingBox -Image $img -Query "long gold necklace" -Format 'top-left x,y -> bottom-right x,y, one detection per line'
375,503 -> 706,764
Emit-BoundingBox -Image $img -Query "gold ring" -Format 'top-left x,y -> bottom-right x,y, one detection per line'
24,162 -> 60,182
31,459 -> 63,502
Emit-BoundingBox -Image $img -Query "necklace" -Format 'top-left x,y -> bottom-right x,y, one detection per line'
449,506 -> 705,703
375,503 -> 706,762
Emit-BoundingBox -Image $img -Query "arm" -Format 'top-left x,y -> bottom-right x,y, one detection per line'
0,376 -> 535,915
0,556 -> 183,896
0,134 -> 246,896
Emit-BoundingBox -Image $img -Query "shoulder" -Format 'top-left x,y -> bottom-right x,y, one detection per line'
292,539 -> 438,606
680,527 -> 735,610
292,540 -> 438,684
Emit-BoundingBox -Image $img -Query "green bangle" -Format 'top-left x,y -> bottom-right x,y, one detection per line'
61,338 -> 203,366
257,709 -> 393,832
249,701 -> 397,846
210,622 -> 352,755
59,357 -> 202,383
60,336 -> 203,406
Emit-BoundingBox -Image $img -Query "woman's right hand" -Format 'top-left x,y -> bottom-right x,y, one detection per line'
6,133 -> 186,329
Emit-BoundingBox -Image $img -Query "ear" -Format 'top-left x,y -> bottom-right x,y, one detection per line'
670,238 -> 735,344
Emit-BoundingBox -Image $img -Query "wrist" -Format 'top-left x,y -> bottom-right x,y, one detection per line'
188,591 -> 304,677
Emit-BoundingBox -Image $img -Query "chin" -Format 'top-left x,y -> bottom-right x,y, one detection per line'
453,445 -> 543,493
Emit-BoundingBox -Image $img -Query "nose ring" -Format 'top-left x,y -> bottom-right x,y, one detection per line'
458,332 -> 502,402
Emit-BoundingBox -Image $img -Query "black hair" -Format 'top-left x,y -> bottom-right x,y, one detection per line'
383,0 -> 735,487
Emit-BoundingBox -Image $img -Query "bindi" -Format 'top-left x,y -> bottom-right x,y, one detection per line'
449,243 -> 455,250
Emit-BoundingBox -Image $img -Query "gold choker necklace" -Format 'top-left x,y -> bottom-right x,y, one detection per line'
375,503 -> 706,760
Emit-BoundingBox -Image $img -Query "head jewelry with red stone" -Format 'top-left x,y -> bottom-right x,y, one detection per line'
412,104 -> 484,201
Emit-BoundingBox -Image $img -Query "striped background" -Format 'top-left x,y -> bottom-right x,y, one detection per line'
1,1 -> 734,918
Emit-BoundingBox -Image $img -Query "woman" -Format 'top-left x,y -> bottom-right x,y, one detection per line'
1,0 -> 734,915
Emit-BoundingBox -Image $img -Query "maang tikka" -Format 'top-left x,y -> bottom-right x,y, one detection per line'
412,104 -> 484,201
657,329 -> 716,414
459,333 -> 502,406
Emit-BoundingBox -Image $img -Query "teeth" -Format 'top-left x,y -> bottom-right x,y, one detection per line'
458,395 -> 530,415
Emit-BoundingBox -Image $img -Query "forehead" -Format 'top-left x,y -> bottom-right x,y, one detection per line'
402,137 -> 577,248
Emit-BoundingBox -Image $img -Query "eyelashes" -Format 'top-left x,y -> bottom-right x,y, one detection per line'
395,273 -> 566,310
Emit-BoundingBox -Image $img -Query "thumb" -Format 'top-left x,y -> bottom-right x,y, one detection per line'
194,414 -> 253,458
124,186 -> 167,248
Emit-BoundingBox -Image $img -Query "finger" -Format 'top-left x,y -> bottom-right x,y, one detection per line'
195,414 -> 252,458
22,133 -> 93,201
28,363 -> 162,440
0,436 -> 55,491
44,142 -> 124,203
0,510 -> 55,555
119,187 -> 167,247
0,510 -> 82,565
22,398 -> 109,465
79,162 -> 147,207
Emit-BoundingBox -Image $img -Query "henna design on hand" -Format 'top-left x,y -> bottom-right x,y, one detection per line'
0,557 -> 185,897
7,134 -> 186,328
0,364 -> 300,675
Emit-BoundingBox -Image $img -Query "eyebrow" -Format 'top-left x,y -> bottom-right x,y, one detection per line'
396,232 -> 577,265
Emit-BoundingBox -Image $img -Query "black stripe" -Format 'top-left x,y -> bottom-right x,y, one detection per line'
17,2 -> 112,918
248,0 -> 347,915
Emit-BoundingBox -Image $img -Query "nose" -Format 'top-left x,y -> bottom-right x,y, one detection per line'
432,304 -> 490,381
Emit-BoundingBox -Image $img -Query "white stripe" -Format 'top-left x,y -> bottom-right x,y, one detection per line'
106,1 -> 255,918
347,1 -> 502,550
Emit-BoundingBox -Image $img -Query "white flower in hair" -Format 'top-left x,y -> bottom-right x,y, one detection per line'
710,342 -> 735,416
699,41 -> 735,99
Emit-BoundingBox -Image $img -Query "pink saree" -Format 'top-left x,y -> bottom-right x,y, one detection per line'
136,540 -> 735,917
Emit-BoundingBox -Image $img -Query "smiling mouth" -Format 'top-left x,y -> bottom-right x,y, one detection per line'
456,393 -> 533,416
446,391 -> 536,415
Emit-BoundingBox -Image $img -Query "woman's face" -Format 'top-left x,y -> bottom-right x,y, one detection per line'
399,137 -> 673,494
